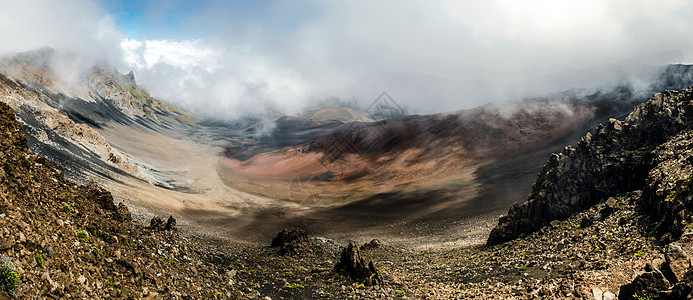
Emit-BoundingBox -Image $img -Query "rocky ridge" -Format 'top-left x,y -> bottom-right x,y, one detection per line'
488,86 -> 693,246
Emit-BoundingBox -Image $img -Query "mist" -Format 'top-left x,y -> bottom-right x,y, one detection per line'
1,0 -> 693,120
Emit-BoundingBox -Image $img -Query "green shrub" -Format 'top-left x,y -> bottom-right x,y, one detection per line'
396,290 -> 405,297
0,264 -> 20,296
634,290 -> 653,300
35,254 -> 44,269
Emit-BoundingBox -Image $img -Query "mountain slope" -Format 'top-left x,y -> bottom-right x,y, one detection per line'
0,101 -> 239,299
0,48 -> 192,184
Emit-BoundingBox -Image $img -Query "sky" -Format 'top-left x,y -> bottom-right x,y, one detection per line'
1,0 -> 693,119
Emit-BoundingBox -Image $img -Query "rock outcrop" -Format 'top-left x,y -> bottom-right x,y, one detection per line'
488,87 -> 693,246
149,215 -> 177,231
334,242 -> 381,286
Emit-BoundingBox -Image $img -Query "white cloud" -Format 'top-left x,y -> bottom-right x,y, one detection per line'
0,0 -> 122,60
120,38 -> 310,118
442,0 -> 690,44
2,0 -> 693,118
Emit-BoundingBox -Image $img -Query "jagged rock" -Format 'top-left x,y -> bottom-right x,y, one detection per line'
334,242 -> 381,286
270,228 -> 308,254
618,270 -> 670,300
361,239 -> 382,250
488,87 -> 693,246
85,182 -> 117,212
164,215 -> 177,231
661,244 -> 692,283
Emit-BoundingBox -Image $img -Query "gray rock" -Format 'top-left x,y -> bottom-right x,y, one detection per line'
661,244 -> 691,283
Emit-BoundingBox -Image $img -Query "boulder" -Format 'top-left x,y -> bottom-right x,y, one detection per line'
361,239 -> 382,250
659,283 -> 692,299
661,244 -> 691,283
270,228 -> 308,254
618,270 -> 670,300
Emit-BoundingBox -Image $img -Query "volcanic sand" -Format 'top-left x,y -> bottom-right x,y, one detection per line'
92,122 -> 535,249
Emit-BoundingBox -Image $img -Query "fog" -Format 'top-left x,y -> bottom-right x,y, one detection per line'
1,0 -> 693,119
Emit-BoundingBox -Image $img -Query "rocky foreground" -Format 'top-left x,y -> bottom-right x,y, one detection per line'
3,87 -> 693,298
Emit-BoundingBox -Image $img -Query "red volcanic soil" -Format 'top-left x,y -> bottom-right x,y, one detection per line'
210,102 -> 599,244
220,103 -> 596,189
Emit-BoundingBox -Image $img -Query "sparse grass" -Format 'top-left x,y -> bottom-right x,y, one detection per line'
286,283 -> 304,289
16,154 -> 30,169
77,229 -> 91,244
61,201 -> 73,216
667,190 -> 676,200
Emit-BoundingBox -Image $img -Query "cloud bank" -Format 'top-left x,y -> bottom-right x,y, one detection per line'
1,0 -> 693,119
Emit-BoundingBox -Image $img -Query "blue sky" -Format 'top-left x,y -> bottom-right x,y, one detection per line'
100,0 -> 319,40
